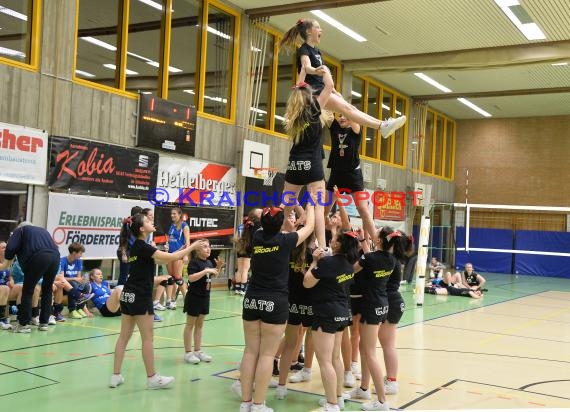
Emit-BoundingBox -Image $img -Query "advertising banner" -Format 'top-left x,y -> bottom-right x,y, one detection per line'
48,136 -> 158,197
154,206 -> 235,249
47,192 -> 152,259
157,156 -> 237,206
0,122 -> 48,185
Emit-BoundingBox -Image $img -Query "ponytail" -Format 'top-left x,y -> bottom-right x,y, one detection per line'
279,18 -> 316,54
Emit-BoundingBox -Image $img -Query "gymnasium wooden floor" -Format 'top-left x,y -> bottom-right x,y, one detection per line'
1,273 -> 569,411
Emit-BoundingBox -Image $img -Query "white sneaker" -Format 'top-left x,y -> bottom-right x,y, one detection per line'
184,352 -> 201,364
384,379 -> 398,395
323,247 -> 333,256
318,397 -> 344,410
13,324 -> 32,333
275,384 -> 287,400
31,316 -> 40,326
154,302 -> 166,311
195,351 -> 212,362
319,398 -> 344,411
344,370 -> 356,388
147,373 -> 174,389
231,380 -> 242,398
169,301 -> 177,310
38,324 -> 49,331
48,315 -> 57,325
380,116 -> 406,139
250,403 -> 273,412
289,368 -> 312,383
361,400 -> 390,411
351,362 -> 361,380
268,378 -> 278,388
1,322 -> 13,330
240,401 -> 252,412
109,374 -> 124,388
345,386 -> 371,400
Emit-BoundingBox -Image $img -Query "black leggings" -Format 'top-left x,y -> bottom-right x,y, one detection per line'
19,251 -> 60,326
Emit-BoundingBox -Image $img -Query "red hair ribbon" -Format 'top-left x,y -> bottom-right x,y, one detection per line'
407,234 -> 414,243
344,231 -> 359,239
243,217 -> 254,227
386,230 -> 402,240
291,81 -> 309,90
262,206 -> 283,217
122,216 -> 133,225
296,18 -> 304,25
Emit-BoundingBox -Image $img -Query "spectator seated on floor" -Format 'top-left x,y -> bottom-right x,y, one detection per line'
429,257 -> 445,279
425,272 -> 482,299
458,263 -> 487,292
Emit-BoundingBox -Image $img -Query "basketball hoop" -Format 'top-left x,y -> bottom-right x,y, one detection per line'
253,167 -> 278,186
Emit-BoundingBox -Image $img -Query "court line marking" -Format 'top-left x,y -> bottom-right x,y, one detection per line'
424,323 -> 570,344
519,379 -> 570,390
477,303 -> 570,346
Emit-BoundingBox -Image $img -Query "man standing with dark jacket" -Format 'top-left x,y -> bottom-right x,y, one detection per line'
0,222 -> 60,332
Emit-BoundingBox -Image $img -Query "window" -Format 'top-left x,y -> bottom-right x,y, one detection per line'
0,0 -> 40,68
166,0 -> 201,106
352,76 -> 408,166
423,111 -> 434,173
125,0 -> 165,94
393,96 -> 407,165
75,0 -> 121,87
380,90 -> 393,161
199,2 -> 237,119
274,52 -> 294,135
445,119 -> 455,179
434,115 -> 445,176
250,30 -> 274,129
364,85 -> 379,158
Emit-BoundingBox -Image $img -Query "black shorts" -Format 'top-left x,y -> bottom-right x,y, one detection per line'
288,301 -> 313,327
360,297 -> 389,325
184,293 -> 210,316
119,290 -> 154,316
285,157 -> 324,186
312,314 -> 350,334
386,292 -> 405,324
350,296 -> 363,316
326,167 -> 364,193
242,293 -> 289,325
236,252 -> 252,259
99,304 -> 121,317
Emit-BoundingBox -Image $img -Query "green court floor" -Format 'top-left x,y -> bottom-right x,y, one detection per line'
1,273 -> 569,411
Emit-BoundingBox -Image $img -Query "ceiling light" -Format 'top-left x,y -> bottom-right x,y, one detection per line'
0,6 -> 27,21
207,26 -> 231,40
75,69 -> 95,78
414,73 -> 452,93
457,98 -> 492,117
311,10 -> 366,42
351,90 -> 362,98
82,37 -> 117,51
494,0 -> 546,40
250,107 -> 267,115
137,0 -> 163,11
183,89 -> 195,94
141,91 -> 153,94
274,114 -> 286,122
551,62 -> 568,66
145,61 -> 183,73
0,46 -> 25,58
103,63 -> 138,75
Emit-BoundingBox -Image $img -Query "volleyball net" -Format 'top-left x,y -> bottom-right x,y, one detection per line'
451,203 -> 570,277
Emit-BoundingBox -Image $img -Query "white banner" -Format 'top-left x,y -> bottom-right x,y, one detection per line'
157,156 -> 237,206
47,192 -> 153,259
0,122 -> 48,185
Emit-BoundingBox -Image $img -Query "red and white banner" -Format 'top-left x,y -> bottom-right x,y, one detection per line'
157,156 -> 237,206
0,122 -> 48,185
47,192 -> 153,259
